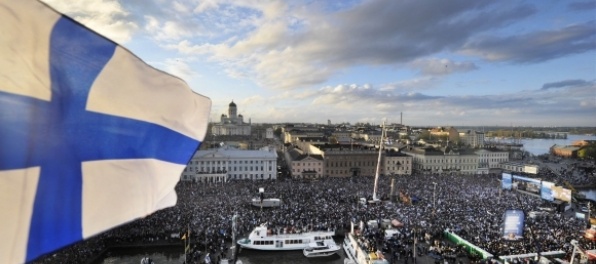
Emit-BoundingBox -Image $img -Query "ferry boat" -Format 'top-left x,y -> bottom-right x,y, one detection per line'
343,223 -> 389,264
140,257 -> 154,264
237,223 -> 334,251
303,240 -> 341,258
250,197 -> 282,208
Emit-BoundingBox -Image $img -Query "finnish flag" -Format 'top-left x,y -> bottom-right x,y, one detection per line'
0,0 -> 211,263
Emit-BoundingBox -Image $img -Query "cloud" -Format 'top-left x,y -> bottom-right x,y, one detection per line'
144,15 -> 193,41
568,1 -> 596,11
311,84 -> 442,107
256,79 -> 595,125
158,58 -> 200,81
379,77 -> 440,92
168,1 -> 535,90
462,21 -> 596,63
410,58 -> 478,76
41,0 -> 138,43
217,80 -> 596,125
194,0 -> 219,14
541,79 -> 592,90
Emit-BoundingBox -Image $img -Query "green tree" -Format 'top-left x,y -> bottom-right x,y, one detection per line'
274,127 -> 282,137
419,130 -> 431,140
578,145 -> 596,160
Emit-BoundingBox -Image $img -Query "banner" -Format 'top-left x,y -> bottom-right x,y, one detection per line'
540,181 -> 555,201
502,209 -> 525,241
502,173 -> 512,190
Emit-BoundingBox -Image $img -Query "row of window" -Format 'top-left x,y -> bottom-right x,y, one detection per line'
252,239 -> 304,245
184,174 -> 271,179
324,169 -> 374,175
413,158 -> 477,163
418,166 -> 475,170
387,160 -> 410,164
292,168 -> 322,172
253,240 -> 274,245
190,160 -> 271,165
185,166 -> 272,172
478,158 -> 508,162
478,153 -> 507,157
294,162 -> 321,167
386,167 -> 410,171
325,161 -> 377,167
231,174 -> 270,179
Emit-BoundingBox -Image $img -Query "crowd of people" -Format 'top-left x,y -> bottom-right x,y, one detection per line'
33,158 -> 595,264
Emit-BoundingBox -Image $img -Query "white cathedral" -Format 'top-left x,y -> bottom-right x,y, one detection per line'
211,101 -> 252,136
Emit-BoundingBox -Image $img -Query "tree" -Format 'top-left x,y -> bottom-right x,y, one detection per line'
577,145 -> 596,160
419,130 -> 431,140
274,127 -> 282,137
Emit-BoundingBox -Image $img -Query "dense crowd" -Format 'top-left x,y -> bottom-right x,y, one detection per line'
33,158 -> 595,264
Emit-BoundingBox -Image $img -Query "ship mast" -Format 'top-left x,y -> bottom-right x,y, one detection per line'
372,121 -> 385,201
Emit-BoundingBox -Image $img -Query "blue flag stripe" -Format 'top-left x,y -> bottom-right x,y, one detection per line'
1,1 -> 210,261
26,16 -> 116,260
24,16 -> 201,261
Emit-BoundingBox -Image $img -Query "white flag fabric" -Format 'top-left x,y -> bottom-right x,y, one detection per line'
0,0 -> 211,263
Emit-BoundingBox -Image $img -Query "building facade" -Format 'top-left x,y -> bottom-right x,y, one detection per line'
475,149 -> 509,173
500,161 -> 539,174
181,146 -> 277,182
383,151 -> 412,176
290,154 -> 324,179
404,147 -> 478,175
211,101 -> 252,136
323,147 -> 380,177
430,127 -> 459,142
460,130 -> 485,148
550,144 -> 580,158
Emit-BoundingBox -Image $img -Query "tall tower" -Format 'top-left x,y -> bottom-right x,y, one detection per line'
400,112 -> 403,125
228,101 -> 237,118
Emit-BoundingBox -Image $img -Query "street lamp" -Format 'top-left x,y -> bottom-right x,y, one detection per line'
432,182 -> 437,215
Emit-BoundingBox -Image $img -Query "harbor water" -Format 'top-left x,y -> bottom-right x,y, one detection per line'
99,238 -> 348,264
520,134 -> 596,156
100,250 -> 347,264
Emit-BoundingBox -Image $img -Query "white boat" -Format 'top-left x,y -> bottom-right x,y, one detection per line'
250,198 -> 282,208
219,260 -> 243,264
343,223 -> 389,264
303,240 -> 341,258
237,223 -> 334,251
140,257 -> 154,264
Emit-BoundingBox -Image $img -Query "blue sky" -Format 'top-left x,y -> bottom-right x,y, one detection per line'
41,0 -> 595,126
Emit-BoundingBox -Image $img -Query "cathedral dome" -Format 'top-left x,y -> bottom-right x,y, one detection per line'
229,101 -> 236,107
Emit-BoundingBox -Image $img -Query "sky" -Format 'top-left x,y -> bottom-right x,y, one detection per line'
40,0 -> 595,127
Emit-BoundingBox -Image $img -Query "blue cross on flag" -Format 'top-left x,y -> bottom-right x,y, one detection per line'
0,0 -> 211,263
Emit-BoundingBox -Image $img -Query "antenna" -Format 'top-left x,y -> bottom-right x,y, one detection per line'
372,121 -> 385,201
